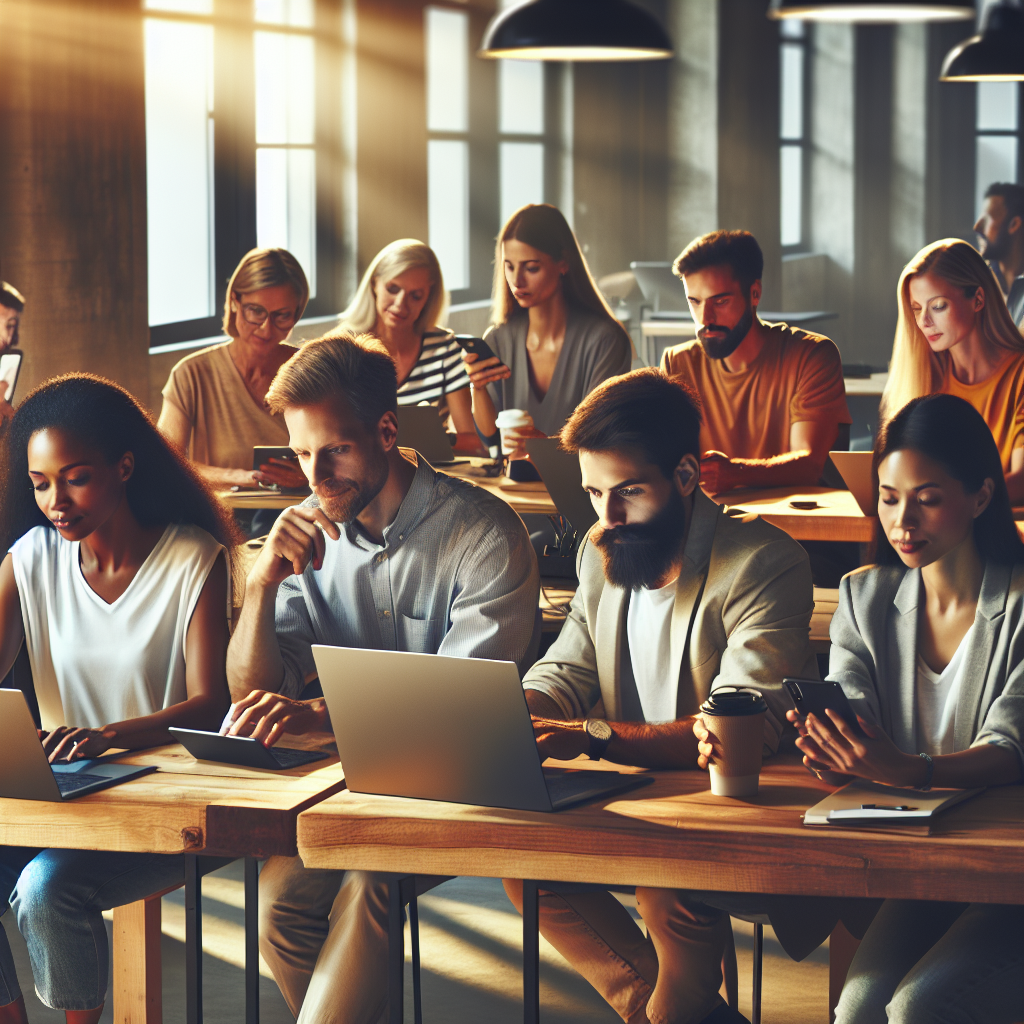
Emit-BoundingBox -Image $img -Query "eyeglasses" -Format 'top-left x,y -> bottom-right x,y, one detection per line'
238,302 -> 297,330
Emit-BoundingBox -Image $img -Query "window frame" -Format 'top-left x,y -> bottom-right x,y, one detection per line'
144,0 -> 344,351
779,20 -> 812,256
975,82 -> 1024,216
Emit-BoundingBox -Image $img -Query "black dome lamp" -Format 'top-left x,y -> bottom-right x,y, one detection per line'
767,0 -> 973,21
940,0 -> 1024,80
478,0 -> 673,61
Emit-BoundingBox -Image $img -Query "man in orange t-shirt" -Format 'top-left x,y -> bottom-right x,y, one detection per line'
660,230 -> 851,494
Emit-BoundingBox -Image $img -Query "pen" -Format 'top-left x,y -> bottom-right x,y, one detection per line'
860,804 -> 917,811
218,704 -> 237,736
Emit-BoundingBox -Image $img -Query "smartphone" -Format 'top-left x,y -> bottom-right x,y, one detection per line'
252,445 -> 298,472
783,678 -> 864,735
0,350 -> 23,403
454,334 -> 501,364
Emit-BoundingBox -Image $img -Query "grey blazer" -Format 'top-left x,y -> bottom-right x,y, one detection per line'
523,489 -> 818,752
829,561 -> 1024,771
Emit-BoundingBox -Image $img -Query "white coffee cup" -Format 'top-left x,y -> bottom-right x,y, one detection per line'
495,409 -> 534,457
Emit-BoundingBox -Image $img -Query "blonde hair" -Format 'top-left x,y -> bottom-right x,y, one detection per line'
881,238 -> 1024,421
222,248 -> 310,337
340,239 -> 448,336
266,329 -> 397,427
490,204 -> 621,329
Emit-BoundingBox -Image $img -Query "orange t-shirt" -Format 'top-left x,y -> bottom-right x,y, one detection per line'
939,351 -> 1024,473
660,322 -> 851,460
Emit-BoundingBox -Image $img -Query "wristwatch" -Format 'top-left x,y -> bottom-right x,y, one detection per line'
585,718 -> 613,760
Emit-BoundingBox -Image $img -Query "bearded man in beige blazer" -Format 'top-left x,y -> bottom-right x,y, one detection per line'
505,368 -> 821,1024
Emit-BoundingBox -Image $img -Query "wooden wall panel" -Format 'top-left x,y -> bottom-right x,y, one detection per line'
0,0 -> 150,404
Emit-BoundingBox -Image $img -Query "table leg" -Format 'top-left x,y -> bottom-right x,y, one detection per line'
185,854 -> 202,1024
752,922 -> 763,1024
523,880 -> 540,1024
407,892 -> 422,1024
112,895 -> 162,1024
244,858 -> 259,1024
388,877 -> 404,1024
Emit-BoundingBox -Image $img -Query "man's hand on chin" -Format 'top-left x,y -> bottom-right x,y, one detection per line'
532,717 -> 589,761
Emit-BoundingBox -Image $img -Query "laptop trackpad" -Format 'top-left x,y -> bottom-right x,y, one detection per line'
51,759 -> 145,779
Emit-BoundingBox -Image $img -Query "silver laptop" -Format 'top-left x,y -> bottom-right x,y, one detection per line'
524,437 -> 599,538
396,406 -> 459,465
313,647 -> 652,812
829,451 -> 875,516
0,689 -> 157,801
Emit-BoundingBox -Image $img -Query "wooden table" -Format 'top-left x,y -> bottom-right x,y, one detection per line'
0,745 -> 344,1024
297,759 -> 1022,1023
217,488 -> 307,511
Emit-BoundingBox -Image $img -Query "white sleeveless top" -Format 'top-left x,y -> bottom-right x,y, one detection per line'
10,523 -> 224,731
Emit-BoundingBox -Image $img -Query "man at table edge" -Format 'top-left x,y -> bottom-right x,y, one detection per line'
660,230 -> 851,496
222,329 -> 540,1024
508,368 -> 829,1024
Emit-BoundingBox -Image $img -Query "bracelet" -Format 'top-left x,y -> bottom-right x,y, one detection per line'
915,751 -> 934,791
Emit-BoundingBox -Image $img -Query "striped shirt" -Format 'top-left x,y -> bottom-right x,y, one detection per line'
397,331 -> 471,414
273,453 -> 540,696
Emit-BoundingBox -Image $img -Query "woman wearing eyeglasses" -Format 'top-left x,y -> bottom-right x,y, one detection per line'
157,247 -> 310,491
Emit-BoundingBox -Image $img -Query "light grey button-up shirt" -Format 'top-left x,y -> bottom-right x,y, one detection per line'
274,454 -> 540,696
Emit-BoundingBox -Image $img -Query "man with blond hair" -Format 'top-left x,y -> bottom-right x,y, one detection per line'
225,328 -> 539,1024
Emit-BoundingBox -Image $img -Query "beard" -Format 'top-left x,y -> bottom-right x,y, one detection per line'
697,301 -> 754,361
591,487 -> 689,591
315,454 -> 389,523
978,225 -> 1012,266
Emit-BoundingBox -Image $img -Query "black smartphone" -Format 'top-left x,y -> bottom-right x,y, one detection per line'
783,677 -> 864,735
0,349 -> 23,403
252,445 -> 298,472
454,334 -> 501,364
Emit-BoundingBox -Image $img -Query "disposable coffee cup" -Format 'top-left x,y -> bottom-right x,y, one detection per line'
699,687 -> 768,797
495,408 -> 534,459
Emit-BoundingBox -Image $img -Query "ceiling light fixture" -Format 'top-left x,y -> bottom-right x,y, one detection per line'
940,0 -> 1024,81
478,0 -> 673,62
767,0 -> 974,22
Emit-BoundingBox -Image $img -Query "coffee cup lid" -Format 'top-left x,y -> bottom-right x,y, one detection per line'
699,687 -> 768,716
495,409 -> 532,428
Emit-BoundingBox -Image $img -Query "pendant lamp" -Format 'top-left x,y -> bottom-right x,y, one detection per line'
767,0 -> 973,21
478,0 -> 673,61
940,0 -> 1024,80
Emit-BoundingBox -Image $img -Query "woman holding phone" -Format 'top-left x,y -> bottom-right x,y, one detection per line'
339,238 -> 481,452
158,247 -> 309,491
0,375 -> 236,1024
787,393 -> 1023,1024
463,204 -> 631,457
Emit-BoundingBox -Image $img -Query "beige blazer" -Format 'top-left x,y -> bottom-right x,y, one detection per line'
523,490 -> 818,752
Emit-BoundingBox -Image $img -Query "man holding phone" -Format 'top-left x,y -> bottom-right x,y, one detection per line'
0,282 -> 26,426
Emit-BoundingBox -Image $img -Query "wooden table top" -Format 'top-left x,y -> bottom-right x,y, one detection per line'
217,488 -> 308,510
0,743 -> 345,859
296,758 -> 1023,905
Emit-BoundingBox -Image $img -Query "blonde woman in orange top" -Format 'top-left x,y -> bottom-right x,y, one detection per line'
881,238 -> 1024,503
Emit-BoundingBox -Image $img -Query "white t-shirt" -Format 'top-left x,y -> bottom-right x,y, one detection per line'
915,624 -> 973,756
626,579 -> 678,723
10,523 -> 224,731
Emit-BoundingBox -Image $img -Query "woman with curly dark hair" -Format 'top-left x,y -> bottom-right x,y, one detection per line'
0,374 -> 238,1024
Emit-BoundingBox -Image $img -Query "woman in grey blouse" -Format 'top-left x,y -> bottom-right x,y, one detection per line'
788,394 -> 1023,1024
463,203 -> 631,452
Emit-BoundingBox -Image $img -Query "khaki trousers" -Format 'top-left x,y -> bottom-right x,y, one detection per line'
503,881 -> 730,1024
258,855 -> 447,1024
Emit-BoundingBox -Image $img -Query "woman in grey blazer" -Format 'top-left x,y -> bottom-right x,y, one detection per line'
788,393 -> 1024,1024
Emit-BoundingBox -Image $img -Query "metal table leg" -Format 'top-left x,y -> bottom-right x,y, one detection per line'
245,857 -> 260,1024
752,921 -> 763,1024
388,877 -> 404,1024
185,854 -> 202,1024
523,880 -> 540,1024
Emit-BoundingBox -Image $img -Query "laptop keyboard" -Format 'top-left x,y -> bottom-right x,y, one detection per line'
55,773 -> 109,796
270,748 -> 329,769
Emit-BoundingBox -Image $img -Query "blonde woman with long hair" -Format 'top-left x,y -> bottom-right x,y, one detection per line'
158,247 -> 309,491
463,203 -> 632,455
881,238 -> 1024,501
339,239 -> 480,452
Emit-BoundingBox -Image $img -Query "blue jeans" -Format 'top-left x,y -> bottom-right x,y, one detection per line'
0,848 -> 183,1011
834,899 -> 1024,1024
0,848 -> 38,1005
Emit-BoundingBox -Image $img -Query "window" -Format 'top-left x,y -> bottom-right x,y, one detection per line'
779,20 -> 809,252
425,5 -> 561,302
976,83 -> 1023,215
144,0 -> 338,349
